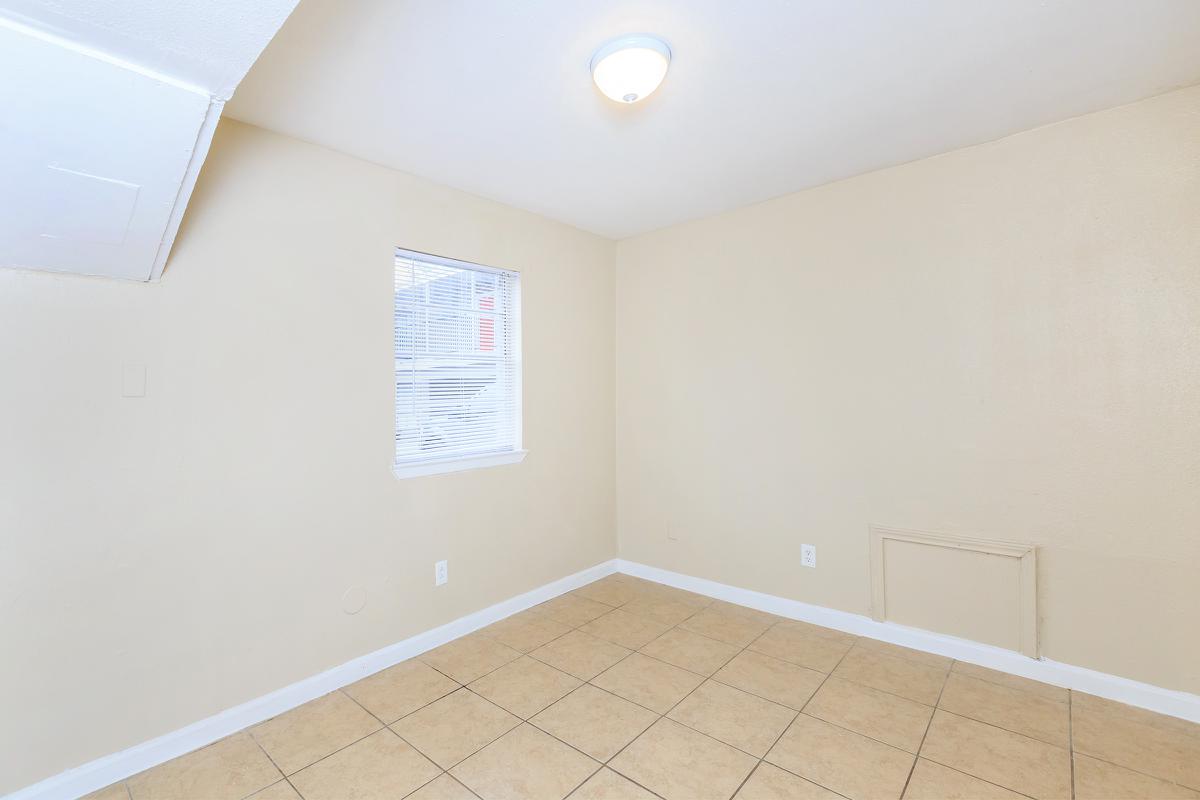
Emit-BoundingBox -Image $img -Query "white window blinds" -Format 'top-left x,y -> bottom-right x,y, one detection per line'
394,249 -> 523,475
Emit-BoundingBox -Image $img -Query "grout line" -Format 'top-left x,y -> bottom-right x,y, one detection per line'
928,702 -> 1071,751
951,662 -> 1071,704
750,760 -> 856,800
1069,752 -> 1200,795
795,645 -> 952,709
898,656 -> 950,798
909,759 -> 1040,800
245,733 -> 287,784
238,739 -> 308,800
1068,689 -> 1076,800
283,776 -> 304,800
929,707 -> 1072,753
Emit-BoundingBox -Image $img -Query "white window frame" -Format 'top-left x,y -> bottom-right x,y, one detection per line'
392,248 -> 526,479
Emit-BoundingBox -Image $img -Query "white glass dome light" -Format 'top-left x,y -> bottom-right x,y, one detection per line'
590,35 -> 672,104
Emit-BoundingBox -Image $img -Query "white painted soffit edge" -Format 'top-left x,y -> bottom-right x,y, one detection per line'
0,0 -> 300,100
0,1 -> 298,282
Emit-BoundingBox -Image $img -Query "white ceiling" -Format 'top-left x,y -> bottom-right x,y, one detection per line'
228,0 -> 1200,240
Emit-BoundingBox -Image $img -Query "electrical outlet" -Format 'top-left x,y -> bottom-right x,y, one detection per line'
434,560 -> 448,586
801,544 -> 817,568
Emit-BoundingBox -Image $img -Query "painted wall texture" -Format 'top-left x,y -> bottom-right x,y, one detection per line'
615,86 -> 1200,695
0,120 -> 616,793
4,80 -> 1199,797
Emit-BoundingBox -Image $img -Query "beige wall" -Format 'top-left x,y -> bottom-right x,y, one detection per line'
0,120 -> 616,793
616,86 -> 1200,694
5,83 -> 1199,797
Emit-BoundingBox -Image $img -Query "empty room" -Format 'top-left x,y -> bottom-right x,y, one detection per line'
3,1 -> 1199,799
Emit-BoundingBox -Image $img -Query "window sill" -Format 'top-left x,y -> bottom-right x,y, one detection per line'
393,449 -> 528,479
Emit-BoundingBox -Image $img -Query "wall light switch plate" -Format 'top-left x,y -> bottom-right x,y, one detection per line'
434,560 -> 448,586
801,544 -> 817,568
122,363 -> 146,397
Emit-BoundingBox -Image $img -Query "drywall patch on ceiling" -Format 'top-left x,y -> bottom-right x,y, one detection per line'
37,167 -> 140,246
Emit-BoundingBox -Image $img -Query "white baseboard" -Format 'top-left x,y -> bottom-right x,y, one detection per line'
617,559 -> 1200,725
14,556 -> 1199,800
8,560 -> 619,800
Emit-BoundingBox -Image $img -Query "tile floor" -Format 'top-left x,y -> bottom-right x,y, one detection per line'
88,574 -> 1200,800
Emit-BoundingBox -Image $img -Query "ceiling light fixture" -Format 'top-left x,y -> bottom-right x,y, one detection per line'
590,34 -> 671,104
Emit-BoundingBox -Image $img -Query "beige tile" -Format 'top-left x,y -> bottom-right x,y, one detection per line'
246,780 -> 302,800
420,634 -> 522,684
903,759 -> 1028,800
343,659 -> 460,723
771,619 -> 856,644
569,768 -> 659,800
574,578 -> 646,608
640,627 -> 739,676
451,724 -> 599,800
608,574 -> 663,592
668,680 -> 796,757
1073,691 -> 1200,737
938,673 -> 1069,747
734,762 -> 843,800
920,710 -> 1070,799
1075,690 -> 1200,734
592,653 -> 705,714
479,611 -> 573,653
1071,692 -> 1200,789
713,650 -> 825,711
805,676 -> 933,753
251,692 -> 381,775
854,638 -> 953,669
530,630 -> 631,681
407,773 -> 480,800
831,647 -> 947,705
531,684 -> 658,762
469,656 -> 582,719
535,594 -> 615,627
610,718 -> 758,800
288,729 -> 439,800
748,625 -> 854,673
765,714 -> 914,800
679,608 -> 773,648
620,595 -> 702,626
707,600 -> 782,627
127,732 -> 281,800
1074,753 -> 1200,800
637,583 -> 712,608
580,609 -> 672,650
391,688 -> 520,769
82,784 -> 131,800
951,661 -> 1068,703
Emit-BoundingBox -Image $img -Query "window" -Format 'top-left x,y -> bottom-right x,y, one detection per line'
393,248 -> 525,478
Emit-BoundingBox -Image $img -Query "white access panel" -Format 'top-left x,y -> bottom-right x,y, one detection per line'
0,21 -> 212,280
